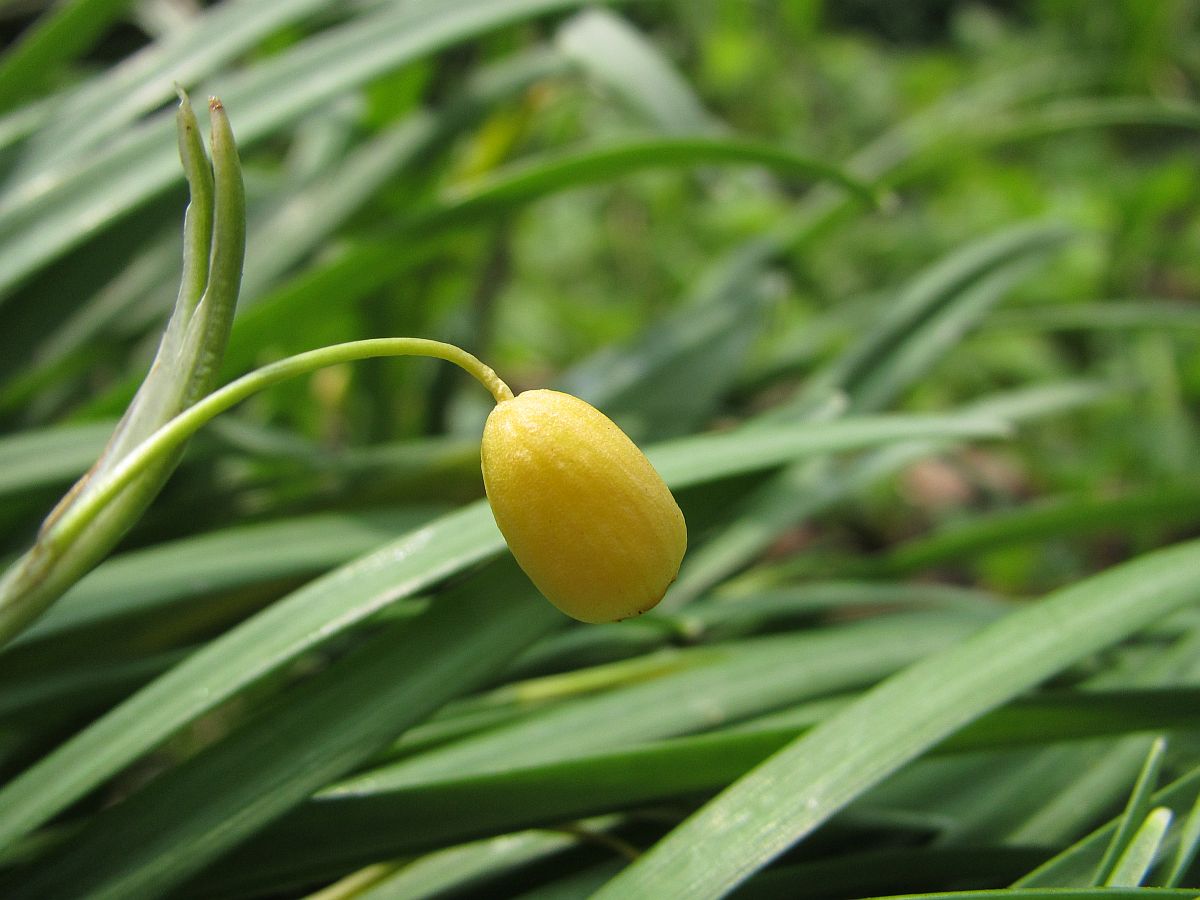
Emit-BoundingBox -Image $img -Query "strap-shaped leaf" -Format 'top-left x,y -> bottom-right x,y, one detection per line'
0,95 -> 244,647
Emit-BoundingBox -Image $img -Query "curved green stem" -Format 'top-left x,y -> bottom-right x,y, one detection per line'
46,339 -> 512,553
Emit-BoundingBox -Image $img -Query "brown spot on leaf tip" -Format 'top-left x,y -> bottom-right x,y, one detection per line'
209,97 -> 223,111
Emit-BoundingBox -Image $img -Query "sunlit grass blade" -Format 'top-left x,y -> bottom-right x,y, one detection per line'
1093,737 -> 1168,885
1017,765 -> 1200,888
590,539 -> 1200,899
1106,808 -> 1173,887
346,823 -> 612,900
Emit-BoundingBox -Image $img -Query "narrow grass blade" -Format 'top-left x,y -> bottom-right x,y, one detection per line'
646,413 -> 1008,487
970,97 -> 1200,145
1094,738 -> 1169,885
560,285 -> 773,441
168,613 -> 989,895
356,823 -> 618,900
590,539 -> 1200,899
717,848 -> 1051,900
0,503 -> 504,856
0,649 -> 187,721
1017,766 -> 1200,888
1106,808 -> 1173,888
238,47 -> 571,303
667,224 -> 1074,603
1161,790 -> 1200,887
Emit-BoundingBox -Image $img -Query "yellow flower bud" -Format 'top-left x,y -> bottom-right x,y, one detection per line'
481,389 -> 687,623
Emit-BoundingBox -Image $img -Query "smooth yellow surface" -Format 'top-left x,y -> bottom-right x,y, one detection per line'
481,390 -> 687,623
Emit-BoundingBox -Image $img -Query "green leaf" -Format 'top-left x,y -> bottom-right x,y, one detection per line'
238,46 -> 571,303
590,538 -> 1200,899
0,504 -> 503,857
725,848 -> 1052,900
560,282 -> 774,442
334,610 -> 988,793
647,413 -> 1009,487
971,97 -> 1200,145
